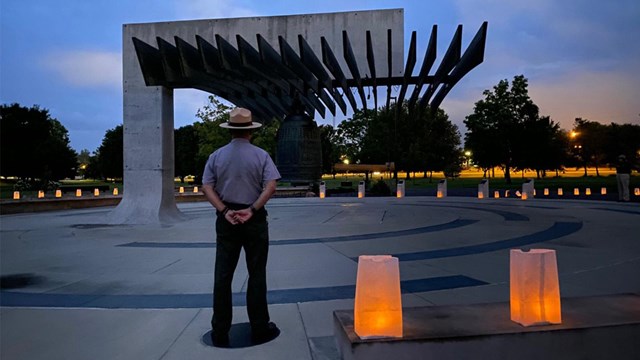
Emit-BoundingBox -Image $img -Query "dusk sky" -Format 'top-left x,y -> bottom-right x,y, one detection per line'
2,0 -> 639,152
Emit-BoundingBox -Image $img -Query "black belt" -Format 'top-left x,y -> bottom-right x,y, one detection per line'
223,202 -> 251,210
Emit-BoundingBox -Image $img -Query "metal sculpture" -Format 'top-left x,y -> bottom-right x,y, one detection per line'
132,22 -> 488,121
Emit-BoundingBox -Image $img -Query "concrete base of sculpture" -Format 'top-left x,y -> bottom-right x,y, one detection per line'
334,294 -> 640,360
108,195 -> 186,225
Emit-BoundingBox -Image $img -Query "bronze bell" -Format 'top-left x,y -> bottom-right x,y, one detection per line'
275,110 -> 322,184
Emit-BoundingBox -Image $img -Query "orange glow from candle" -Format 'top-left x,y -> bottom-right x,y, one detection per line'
354,255 -> 403,338
510,249 -> 562,327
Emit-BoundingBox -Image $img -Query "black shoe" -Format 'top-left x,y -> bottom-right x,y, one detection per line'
211,331 -> 230,348
251,322 -> 280,344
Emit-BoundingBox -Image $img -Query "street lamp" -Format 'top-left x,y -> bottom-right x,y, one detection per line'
569,130 -> 587,176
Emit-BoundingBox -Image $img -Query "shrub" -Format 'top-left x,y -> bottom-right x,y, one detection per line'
369,179 -> 392,196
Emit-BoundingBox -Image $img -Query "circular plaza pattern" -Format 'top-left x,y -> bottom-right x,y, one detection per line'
1,196 -> 639,359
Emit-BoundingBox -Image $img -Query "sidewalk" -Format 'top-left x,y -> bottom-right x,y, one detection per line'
1,196 -> 639,359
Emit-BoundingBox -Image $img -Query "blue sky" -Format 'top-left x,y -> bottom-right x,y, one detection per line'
2,0 -> 639,152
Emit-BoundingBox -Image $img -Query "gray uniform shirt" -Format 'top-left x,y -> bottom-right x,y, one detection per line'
202,138 -> 281,205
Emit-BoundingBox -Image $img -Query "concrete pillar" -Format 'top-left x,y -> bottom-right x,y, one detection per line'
109,23 -> 184,224
109,85 -> 184,224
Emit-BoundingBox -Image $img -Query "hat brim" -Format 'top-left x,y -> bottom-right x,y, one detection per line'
219,122 -> 262,129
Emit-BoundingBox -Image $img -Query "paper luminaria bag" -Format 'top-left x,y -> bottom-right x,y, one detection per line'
354,255 -> 403,339
510,249 -> 562,326
358,181 -> 365,199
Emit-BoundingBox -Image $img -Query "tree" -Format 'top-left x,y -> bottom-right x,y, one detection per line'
84,153 -> 101,180
514,116 -> 567,179
364,103 -> 462,180
464,75 -> 541,183
251,118 -> 280,159
77,149 -> 93,178
416,107 -> 462,179
174,125 -> 199,183
77,149 -> 92,166
335,109 -> 372,164
606,123 -> 640,166
0,103 -> 77,184
332,102 -> 462,179
191,95 -> 280,183
193,96 -> 232,183
94,125 -> 123,179
319,124 -> 340,176
545,127 -> 571,177
571,118 -> 608,176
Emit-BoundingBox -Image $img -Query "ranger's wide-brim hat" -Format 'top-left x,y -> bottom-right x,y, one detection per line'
220,107 -> 262,129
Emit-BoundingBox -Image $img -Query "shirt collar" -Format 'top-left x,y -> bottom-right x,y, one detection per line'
231,138 -> 250,144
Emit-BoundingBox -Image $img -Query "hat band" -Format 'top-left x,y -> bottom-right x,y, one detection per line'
227,121 -> 254,127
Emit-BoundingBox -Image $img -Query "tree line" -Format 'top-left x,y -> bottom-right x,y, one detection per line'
80,96 -> 279,183
464,75 -> 640,183
324,104 -> 462,180
0,103 -> 77,189
2,75 -> 638,188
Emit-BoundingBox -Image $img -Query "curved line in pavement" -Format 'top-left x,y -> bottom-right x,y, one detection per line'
403,203 -> 529,221
117,218 -> 478,248
0,275 -> 487,309
380,221 -> 583,262
590,207 -> 640,216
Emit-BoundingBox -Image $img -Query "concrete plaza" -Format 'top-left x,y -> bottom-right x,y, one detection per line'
1,196 -> 639,359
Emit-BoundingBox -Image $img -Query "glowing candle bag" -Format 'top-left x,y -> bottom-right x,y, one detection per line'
437,179 -> 447,198
396,180 -> 405,198
478,179 -> 489,199
522,179 -> 534,200
510,249 -> 562,327
358,181 -> 365,198
354,255 -> 403,339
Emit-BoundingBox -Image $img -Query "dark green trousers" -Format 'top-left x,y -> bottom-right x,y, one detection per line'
211,206 -> 270,334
